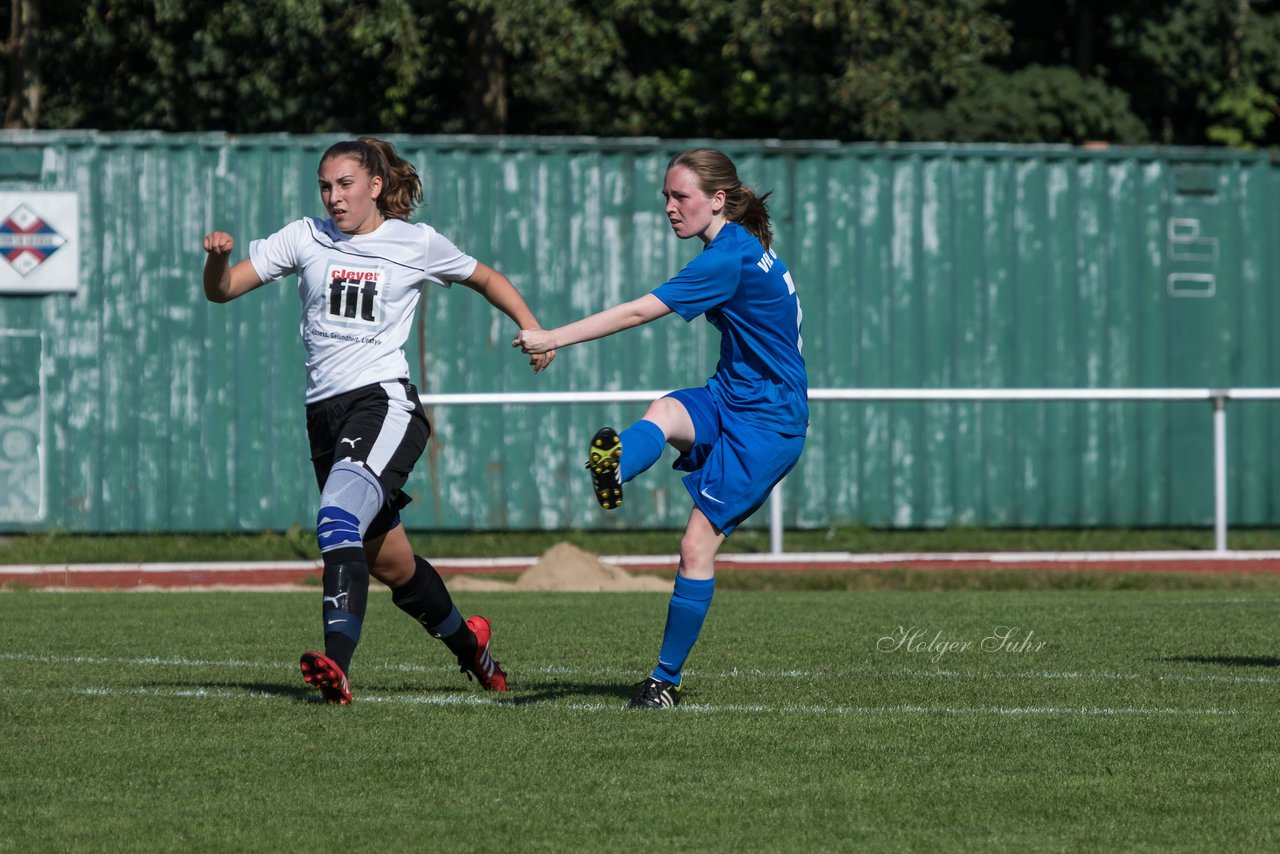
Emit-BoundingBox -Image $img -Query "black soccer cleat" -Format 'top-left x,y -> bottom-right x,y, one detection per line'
586,426 -> 623,510
627,676 -> 682,709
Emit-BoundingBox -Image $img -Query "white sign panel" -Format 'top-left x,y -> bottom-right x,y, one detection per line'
0,192 -> 78,293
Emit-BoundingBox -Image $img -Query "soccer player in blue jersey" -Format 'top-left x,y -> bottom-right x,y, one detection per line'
514,148 -> 807,708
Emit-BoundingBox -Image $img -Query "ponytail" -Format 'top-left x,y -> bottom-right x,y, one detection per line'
667,148 -> 774,251
733,190 -> 774,252
319,136 -> 423,220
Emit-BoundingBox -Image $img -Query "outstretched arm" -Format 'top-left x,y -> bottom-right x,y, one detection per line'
512,294 -> 671,355
458,261 -> 555,373
202,232 -> 265,303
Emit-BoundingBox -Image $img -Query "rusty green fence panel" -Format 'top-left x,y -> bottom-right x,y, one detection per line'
0,132 -> 1276,532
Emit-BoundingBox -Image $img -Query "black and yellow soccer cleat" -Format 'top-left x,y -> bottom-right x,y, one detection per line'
586,426 -> 623,509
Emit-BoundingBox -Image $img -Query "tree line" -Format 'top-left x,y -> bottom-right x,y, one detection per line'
6,0 -> 1279,147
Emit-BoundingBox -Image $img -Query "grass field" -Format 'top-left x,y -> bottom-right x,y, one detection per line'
4,587 -> 1278,851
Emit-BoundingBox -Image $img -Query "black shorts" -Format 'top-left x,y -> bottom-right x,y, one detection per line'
305,380 -> 431,530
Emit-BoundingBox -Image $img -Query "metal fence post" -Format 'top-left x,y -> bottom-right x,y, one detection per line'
1212,392 -> 1228,552
769,479 -> 784,555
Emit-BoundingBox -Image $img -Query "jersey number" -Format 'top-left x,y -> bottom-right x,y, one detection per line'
784,270 -> 804,353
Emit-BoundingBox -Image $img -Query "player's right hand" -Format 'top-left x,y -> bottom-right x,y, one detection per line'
203,232 -> 234,255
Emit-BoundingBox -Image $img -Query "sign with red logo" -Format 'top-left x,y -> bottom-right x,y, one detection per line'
0,192 -> 78,293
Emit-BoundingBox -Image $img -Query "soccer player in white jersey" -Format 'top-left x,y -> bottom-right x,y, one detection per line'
202,136 -> 554,704
516,148 -> 808,708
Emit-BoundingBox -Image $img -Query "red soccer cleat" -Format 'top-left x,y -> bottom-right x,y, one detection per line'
461,616 -> 508,692
299,650 -> 352,705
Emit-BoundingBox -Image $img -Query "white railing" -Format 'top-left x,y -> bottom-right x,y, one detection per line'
419,388 -> 1280,554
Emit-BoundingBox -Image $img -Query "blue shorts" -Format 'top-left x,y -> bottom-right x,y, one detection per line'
664,387 -> 806,535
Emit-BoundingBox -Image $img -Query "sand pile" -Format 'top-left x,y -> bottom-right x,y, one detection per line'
446,542 -> 671,592
513,542 -> 671,592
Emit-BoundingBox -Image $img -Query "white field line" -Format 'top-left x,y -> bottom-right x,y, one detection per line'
20,685 -> 1237,718
5,651 -> 1279,686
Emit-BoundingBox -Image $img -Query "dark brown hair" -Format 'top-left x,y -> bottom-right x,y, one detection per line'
667,148 -> 774,250
320,136 -> 423,221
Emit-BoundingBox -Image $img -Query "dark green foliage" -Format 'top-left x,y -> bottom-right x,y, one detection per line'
1103,0 -> 1280,146
998,0 -> 1280,147
904,65 -> 1150,144
39,0 -> 455,132
6,3 -> 1279,145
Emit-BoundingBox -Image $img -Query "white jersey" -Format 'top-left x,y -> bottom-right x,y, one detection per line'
249,217 -> 477,403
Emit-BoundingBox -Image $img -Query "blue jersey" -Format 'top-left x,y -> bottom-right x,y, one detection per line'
651,222 -> 808,435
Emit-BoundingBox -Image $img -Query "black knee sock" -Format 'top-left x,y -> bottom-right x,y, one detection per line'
391,556 -> 477,661
321,545 -> 370,676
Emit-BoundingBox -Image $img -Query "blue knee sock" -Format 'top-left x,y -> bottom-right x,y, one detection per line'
652,574 -> 715,684
619,419 -> 666,483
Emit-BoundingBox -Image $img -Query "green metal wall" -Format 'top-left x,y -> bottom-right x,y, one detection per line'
0,132 -> 1276,532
